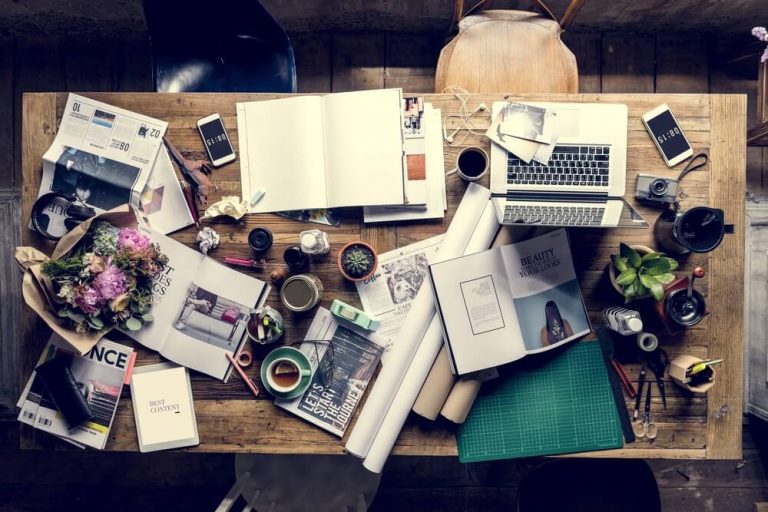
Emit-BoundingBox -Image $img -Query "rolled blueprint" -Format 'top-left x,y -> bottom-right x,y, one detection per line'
345,183 -> 495,460
412,347 -> 455,421
353,194 -> 500,473
440,367 -> 498,424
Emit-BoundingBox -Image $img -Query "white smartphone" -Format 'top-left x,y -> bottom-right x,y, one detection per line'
197,113 -> 236,167
641,104 -> 693,167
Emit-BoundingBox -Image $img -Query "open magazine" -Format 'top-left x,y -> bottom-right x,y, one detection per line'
429,228 -> 591,375
121,225 -> 270,381
275,308 -> 386,437
17,334 -> 134,450
355,234 -> 444,359
35,93 -> 192,236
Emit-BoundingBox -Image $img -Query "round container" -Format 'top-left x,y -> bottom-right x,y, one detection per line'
246,306 -> 284,345
283,246 -> 309,272
654,207 -> 729,255
248,227 -> 273,254
664,288 -> 706,328
280,274 -> 323,312
299,230 -> 330,255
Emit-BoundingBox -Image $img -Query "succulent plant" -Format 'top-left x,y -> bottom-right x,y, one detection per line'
341,245 -> 375,278
612,243 -> 678,303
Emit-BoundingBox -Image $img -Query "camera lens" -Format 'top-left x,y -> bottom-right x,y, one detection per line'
650,178 -> 668,196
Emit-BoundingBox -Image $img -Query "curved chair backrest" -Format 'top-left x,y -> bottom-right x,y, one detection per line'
435,0 -> 585,94
143,0 -> 297,93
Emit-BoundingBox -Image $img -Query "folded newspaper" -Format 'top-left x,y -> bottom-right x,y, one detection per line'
34,94 -> 192,236
17,334 -> 134,450
275,307 -> 386,437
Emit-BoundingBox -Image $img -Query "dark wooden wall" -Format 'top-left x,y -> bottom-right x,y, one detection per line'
1,27 -> 768,512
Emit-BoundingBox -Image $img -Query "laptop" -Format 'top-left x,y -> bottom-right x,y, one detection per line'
490,102 -> 628,228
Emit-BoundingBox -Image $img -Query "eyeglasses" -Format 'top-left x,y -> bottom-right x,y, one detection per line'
293,339 -> 335,388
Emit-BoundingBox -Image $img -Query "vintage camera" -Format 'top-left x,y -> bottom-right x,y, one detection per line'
635,174 -> 678,205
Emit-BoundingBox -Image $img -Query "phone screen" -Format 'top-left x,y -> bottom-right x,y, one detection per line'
199,117 -> 234,162
646,110 -> 690,162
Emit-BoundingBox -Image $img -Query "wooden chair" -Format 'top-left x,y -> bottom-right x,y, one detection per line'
435,0 -> 586,94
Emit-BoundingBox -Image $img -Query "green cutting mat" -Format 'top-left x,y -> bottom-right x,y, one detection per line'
458,341 -> 623,462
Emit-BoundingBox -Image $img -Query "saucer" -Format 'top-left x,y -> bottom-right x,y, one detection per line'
260,346 -> 313,399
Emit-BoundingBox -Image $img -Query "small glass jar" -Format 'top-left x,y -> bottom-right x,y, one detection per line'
299,230 -> 330,255
280,274 -> 323,313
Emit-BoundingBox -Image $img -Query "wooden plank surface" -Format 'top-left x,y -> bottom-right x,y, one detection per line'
601,35 -> 655,93
19,92 -> 744,460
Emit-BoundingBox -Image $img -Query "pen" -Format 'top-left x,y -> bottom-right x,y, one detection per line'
226,352 -> 259,398
224,257 -> 267,269
634,366 -> 646,420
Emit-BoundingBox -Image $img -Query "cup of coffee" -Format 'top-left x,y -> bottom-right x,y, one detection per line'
260,346 -> 312,398
451,147 -> 488,182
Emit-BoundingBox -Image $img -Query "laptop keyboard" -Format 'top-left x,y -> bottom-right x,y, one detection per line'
507,145 -> 611,187
504,204 -> 606,226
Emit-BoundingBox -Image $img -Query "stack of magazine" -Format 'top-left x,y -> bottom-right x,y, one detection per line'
17,334 -> 135,450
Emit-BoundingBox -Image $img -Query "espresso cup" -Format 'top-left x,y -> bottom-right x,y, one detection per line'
261,346 -> 312,398
449,147 -> 488,182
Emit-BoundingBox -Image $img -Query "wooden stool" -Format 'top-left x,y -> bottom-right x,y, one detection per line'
435,0 -> 585,94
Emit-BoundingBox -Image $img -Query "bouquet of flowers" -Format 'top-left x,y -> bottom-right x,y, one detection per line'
41,221 -> 168,334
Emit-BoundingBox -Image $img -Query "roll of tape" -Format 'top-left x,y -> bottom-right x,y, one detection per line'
637,332 -> 659,352
237,350 -> 253,368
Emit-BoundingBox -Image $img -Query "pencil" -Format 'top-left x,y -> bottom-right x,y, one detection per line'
226,352 -> 259,398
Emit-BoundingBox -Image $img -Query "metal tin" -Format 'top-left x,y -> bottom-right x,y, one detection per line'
280,273 -> 323,312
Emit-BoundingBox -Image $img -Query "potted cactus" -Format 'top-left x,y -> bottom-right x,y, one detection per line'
609,243 -> 678,303
338,241 -> 378,282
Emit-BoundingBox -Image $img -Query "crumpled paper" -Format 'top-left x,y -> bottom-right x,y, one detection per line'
202,195 -> 250,221
196,227 -> 220,255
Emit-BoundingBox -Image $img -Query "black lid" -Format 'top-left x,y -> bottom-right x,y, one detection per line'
248,227 -> 273,253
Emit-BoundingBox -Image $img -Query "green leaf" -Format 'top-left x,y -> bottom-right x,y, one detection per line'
620,243 -> 642,269
634,278 -> 648,297
647,279 -> 665,302
643,258 -> 673,275
88,317 -> 104,328
616,268 -> 637,286
623,281 -> 637,301
57,308 -> 70,318
125,317 -> 142,331
67,311 -> 85,323
612,254 -> 628,272
661,257 -> 679,271
641,252 -> 662,262
638,273 -> 656,289
654,272 -> 676,285
141,313 -> 154,323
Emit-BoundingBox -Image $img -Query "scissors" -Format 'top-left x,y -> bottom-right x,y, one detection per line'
632,381 -> 657,440
646,348 -> 669,410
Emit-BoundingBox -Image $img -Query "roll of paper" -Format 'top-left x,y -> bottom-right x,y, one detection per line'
355,194 -> 500,473
412,347 -> 455,421
345,184 -> 495,460
440,368 -> 498,424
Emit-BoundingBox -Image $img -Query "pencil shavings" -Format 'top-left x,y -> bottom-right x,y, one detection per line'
202,196 -> 250,221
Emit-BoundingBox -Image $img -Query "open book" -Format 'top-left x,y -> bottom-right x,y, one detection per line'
237,89 -> 407,213
429,229 -> 591,375
121,226 -> 270,380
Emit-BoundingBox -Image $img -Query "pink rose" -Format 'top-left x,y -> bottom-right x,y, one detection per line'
93,260 -> 127,300
117,228 -> 151,252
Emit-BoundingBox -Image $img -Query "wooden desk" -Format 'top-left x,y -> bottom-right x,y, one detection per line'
21,93 -> 744,459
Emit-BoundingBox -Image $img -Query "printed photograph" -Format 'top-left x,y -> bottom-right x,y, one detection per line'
382,251 -> 429,304
496,102 -> 550,144
402,96 -> 425,138
91,109 -> 116,129
173,284 -> 251,350
50,146 -> 141,210
513,279 -> 590,351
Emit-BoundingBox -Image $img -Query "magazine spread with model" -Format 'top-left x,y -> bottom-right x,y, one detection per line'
236,88 -> 408,213
121,225 -> 271,381
355,234 -> 444,355
35,94 -> 193,236
17,334 -> 134,450
275,307 -> 386,437
429,228 -> 591,375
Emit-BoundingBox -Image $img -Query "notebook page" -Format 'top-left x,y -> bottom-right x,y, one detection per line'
237,96 -> 327,213
322,89 -> 406,208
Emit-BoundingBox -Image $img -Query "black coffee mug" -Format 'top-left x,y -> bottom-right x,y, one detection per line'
654,206 -> 733,255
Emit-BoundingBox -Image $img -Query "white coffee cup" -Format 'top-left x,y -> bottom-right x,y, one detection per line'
264,353 -> 311,395
447,146 -> 489,182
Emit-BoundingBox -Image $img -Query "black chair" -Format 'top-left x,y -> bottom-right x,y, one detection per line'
143,0 -> 297,92
516,459 -> 661,512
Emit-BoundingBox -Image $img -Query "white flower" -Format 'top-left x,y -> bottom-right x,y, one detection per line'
753,27 -> 768,42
